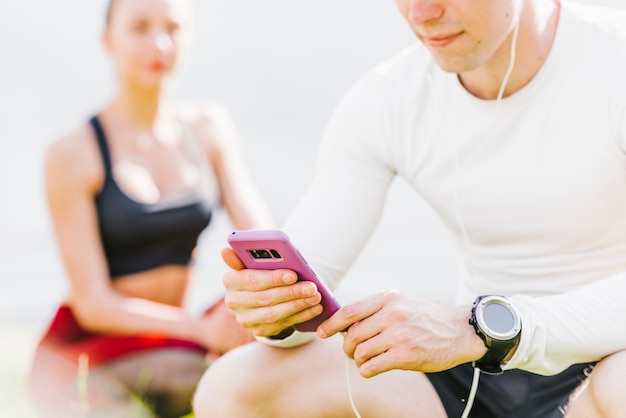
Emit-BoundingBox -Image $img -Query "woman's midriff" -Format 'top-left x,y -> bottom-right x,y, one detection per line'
111,265 -> 195,306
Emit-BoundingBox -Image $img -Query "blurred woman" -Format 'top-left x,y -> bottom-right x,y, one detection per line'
28,0 -> 273,416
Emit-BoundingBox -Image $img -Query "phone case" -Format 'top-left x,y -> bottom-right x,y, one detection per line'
227,229 -> 341,332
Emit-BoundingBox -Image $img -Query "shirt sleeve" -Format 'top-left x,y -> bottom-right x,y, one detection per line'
609,57 -> 626,153
504,271 -> 626,375
255,71 -> 396,349
283,70 -> 396,290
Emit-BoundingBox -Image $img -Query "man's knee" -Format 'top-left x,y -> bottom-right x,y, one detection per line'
193,342 -> 280,417
566,350 -> 626,417
587,350 -> 626,415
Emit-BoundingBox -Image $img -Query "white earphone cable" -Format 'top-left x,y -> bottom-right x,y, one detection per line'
460,367 -> 482,418
458,13 -> 522,418
340,332 -> 363,418
346,355 -> 363,418
340,7 -> 522,417
426,9 -> 522,418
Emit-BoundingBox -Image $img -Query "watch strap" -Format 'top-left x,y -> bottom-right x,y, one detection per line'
474,338 -> 516,374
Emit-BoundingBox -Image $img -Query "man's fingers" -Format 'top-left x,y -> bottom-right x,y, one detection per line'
237,300 -> 324,336
358,351 -> 395,378
225,281 -> 320,310
351,331 -> 392,368
317,293 -> 386,338
221,247 -> 246,270
222,264 -> 298,292
317,304 -> 360,338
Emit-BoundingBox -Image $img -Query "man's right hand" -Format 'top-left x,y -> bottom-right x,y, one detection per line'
220,247 -> 323,337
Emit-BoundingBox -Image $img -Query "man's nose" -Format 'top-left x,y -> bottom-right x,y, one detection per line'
406,0 -> 445,25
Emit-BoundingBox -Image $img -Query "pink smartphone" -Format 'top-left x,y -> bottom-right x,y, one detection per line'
227,229 -> 341,332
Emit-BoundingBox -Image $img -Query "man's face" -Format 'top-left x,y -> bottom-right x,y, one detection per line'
395,0 -> 521,73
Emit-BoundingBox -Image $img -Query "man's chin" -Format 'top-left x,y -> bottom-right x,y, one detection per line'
430,54 -> 477,75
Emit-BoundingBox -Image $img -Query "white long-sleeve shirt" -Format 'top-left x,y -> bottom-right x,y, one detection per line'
281,2 -> 626,375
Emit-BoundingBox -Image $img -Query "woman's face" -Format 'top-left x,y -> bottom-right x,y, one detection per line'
104,0 -> 193,88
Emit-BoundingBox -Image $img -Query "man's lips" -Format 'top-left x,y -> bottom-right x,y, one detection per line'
421,32 -> 463,48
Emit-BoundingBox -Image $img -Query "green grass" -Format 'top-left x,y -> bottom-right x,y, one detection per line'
0,324 -> 41,418
0,367 -> 197,417
0,326 -> 197,418
0,367 -> 39,418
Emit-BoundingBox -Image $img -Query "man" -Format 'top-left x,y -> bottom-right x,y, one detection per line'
194,0 -> 626,416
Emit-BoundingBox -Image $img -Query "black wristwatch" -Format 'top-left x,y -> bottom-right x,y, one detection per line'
469,295 -> 521,375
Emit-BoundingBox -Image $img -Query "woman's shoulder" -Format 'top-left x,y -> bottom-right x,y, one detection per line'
174,100 -> 239,150
45,121 -> 104,192
46,122 -> 98,168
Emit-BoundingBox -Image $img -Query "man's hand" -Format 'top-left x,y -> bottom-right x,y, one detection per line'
221,247 -> 323,337
317,290 -> 486,378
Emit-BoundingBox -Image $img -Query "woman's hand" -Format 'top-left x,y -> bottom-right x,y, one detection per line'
195,300 -> 255,355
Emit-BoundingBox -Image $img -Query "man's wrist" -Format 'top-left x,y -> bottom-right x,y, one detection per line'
456,305 -> 488,363
256,330 -> 316,348
268,327 -> 295,340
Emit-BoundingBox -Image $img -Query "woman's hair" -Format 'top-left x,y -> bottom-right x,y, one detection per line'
105,0 -> 117,26
105,0 -> 194,27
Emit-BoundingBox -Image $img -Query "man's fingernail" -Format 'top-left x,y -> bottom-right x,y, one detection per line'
305,296 -> 319,304
304,283 -> 317,296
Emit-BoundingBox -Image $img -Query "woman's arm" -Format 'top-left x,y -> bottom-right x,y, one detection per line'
192,102 -> 274,230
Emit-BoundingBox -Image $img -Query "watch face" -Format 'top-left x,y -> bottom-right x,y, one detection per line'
477,296 -> 521,340
483,303 -> 515,334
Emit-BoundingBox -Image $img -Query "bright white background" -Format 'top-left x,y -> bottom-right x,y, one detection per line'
1,0 -> 624,332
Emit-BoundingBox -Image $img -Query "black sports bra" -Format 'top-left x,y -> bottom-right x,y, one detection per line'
90,116 -> 216,279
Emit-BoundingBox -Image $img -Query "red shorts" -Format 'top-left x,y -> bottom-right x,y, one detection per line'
36,301 -> 221,368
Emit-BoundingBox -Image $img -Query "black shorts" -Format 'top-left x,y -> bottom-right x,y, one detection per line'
426,362 -> 595,418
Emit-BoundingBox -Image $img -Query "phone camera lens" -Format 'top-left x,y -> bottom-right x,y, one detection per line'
270,249 -> 282,259
249,249 -> 272,259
